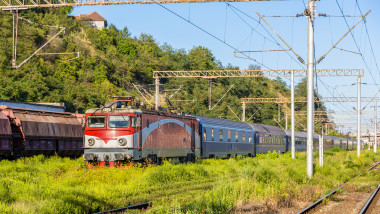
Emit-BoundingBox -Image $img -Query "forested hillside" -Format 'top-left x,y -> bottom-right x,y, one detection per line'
0,7 -> 329,132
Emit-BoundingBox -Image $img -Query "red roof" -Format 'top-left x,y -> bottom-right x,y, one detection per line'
74,12 -> 106,21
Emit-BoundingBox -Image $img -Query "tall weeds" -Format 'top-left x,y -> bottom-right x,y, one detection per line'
0,150 -> 379,213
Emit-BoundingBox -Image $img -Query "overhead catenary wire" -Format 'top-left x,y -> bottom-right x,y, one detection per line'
225,3 -> 306,69
226,3 -> 277,44
309,1 -> 360,121
289,17 -> 295,68
223,4 -> 228,42
317,78 -> 355,113
354,0 -> 380,83
335,0 -> 379,90
230,1 -> 358,125
300,0 -> 306,10
156,3 -> 273,70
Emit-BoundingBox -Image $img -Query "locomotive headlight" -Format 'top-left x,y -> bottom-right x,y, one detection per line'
103,107 -> 111,112
88,138 -> 95,146
118,138 -> 127,146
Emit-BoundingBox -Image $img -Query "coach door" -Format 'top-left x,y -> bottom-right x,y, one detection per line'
191,121 -> 195,152
137,114 -> 142,150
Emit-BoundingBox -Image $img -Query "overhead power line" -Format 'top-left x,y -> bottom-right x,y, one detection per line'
335,0 -> 379,90
225,3 -> 306,69
354,0 -> 380,83
156,3 -> 273,70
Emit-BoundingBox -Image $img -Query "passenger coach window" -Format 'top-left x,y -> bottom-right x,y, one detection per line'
219,130 -> 223,141
88,116 -> 106,128
242,132 -> 246,142
235,131 -> 238,139
212,129 -> 214,137
249,133 -> 252,143
109,115 -> 129,128
203,129 -> 207,140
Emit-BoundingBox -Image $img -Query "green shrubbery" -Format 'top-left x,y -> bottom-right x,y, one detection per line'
0,150 -> 379,213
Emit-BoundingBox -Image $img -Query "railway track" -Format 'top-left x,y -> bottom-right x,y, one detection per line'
360,184 -> 380,214
297,161 -> 380,214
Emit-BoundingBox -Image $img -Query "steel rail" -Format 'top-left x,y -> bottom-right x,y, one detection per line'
297,161 -> 380,214
359,184 -> 380,214
93,202 -> 151,214
297,183 -> 346,214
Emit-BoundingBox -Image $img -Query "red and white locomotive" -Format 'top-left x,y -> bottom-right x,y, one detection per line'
83,97 -> 199,167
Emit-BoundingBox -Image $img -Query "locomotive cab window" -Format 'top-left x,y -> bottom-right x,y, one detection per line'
108,115 -> 129,128
88,115 -> 106,128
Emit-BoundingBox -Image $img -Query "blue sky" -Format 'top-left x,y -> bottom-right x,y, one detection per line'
71,0 -> 380,132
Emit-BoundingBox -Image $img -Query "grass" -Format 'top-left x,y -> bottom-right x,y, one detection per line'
0,150 -> 379,213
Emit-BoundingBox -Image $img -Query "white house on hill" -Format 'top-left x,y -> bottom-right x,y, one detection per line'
74,12 -> 108,29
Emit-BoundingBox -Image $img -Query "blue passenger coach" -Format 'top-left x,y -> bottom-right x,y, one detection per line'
248,123 -> 287,154
194,116 -> 255,158
193,115 -> 358,161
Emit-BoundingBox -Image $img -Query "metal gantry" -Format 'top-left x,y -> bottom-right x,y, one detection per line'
294,111 -> 373,115
153,69 -> 363,78
154,69 -> 363,111
241,97 -> 379,103
0,0 -> 270,10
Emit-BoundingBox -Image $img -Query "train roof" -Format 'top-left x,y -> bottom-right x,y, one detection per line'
247,123 -> 286,135
284,130 -> 306,138
284,130 -> 320,139
86,108 -> 142,114
323,135 -> 342,140
194,115 -> 253,131
0,100 -> 65,112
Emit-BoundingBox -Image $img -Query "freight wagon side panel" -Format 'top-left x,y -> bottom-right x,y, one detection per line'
14,112 -> 83,156
0,112 -> 12,156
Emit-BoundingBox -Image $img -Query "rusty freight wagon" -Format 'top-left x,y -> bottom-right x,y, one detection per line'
0,105 -> 83,159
